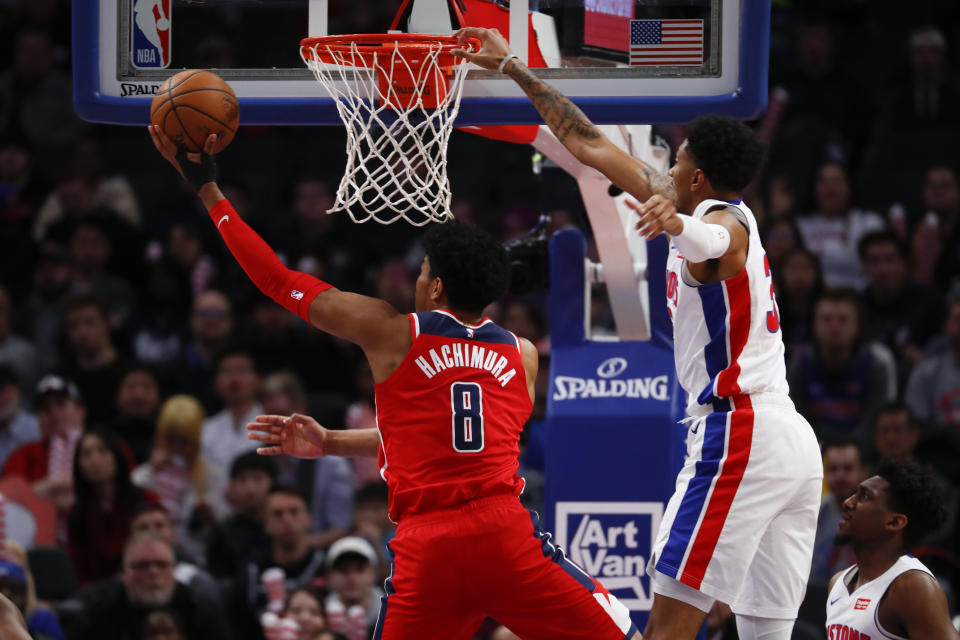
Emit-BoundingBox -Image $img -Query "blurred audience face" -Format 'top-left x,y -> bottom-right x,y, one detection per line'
70,224 -> 111,275
947,302 -> 960,355
66,303 -> 111,359
294,179 -> 334,225
131,508 -> 177,547
36,395 -> 84,437
252,301 -> 291,336
0,288 -> 10,341
814,163 -> 850,217
14,31 -> 53,82
166,225 -> 204,270
284,590 -> 328,640
123,538 -> 177,607
910,37 -> 945,83
265,492 -> 311,546
261,372 -> 306,416
328,557 -> 376,605
873,410 -> 919,460
0,380 -> 22,426
375,260 -> 414,313
779,250 -> 819,299
813,298 -> 859,353
190,291 -> 232,345
923,167 -> 959,216
143,611 -> 186,640
77,432 -> 116,486
0,143 -> 30,183
503,302 -> 542,343
861,240 -> 905,296
215,353 -> 260,407
797,24 -> 833,75
56,177 -> 98,215
34,254 -> 71,297
824,443 -> 866,502
116,369 -> 161,418
229,469 -> 273,516
762,220 -> 798,268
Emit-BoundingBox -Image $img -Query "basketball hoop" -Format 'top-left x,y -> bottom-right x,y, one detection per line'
301,34 -> 477,226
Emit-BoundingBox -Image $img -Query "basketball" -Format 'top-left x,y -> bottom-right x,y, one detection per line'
150,70 -> 239,153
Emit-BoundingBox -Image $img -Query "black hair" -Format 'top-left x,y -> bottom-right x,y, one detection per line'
267,483 -> 308,506
131,501 -> 170,520
815,288 -> 862,321
69,429 -> 147,545
230,450 -> 278,481
213,346 -> 260,376
858,229 -> 907,261
684,114 -> 764,193
876,458 -> 948,548
421,220 -> 510,314
0,365 -> 19,389
822,437 -> 864,460
872,401 -> 918,431
64,292 -> 110,321
354,481 -> 388,506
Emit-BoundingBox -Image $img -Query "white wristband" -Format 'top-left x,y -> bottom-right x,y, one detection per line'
671,215 -> 731,263
498,54 -> 519,74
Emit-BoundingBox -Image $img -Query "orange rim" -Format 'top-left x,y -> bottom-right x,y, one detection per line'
300,33 -> 476,67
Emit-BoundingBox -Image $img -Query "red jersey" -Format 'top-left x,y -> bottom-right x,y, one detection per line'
374,310 -> 532,521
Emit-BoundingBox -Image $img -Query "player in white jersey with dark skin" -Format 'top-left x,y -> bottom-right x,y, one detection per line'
454,28 -> 823,640
826,458 -> 957,639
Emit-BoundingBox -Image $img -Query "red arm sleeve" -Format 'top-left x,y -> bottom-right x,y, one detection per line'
208,199 -> 333,323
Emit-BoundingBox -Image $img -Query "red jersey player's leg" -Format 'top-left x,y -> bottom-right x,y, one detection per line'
479,504 -> 638,640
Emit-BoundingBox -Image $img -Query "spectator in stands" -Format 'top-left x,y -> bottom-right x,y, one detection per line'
0,29 -> 83,168
130,502 -> 221,604
808,439 -> 867,586
280,588 -> 345,640
788,289 -> 897,441
111,365 -> 162,464
129,260 -> 190,374
324,537 -> 384,640
795,161 -> 885,290
132,395 -> 229,558
142,611 -> 189,640
65,219 -> 137,324
773,247 -> 823,363
18,243 -> 71,372
207,452 -> 275,580
173,290 -> 233,413
912,165 -> 960,291
350,483 -> 392,581
0,366 -> 38,469
200,349 -> 263,475
761,217 -> 802,271
0,543 -> 66,640
905,295 -> 960,432
858,230 -> 944,371
67,429 -> 156,586
872,402 -> 922,462
0,135 -> 49,300
261,371 -> 353,549
69,533 -> 230,640
2,375 -> 83,512
876,26 -> 960,133
61,293 -> 131,426
0,285 -> 37,392
233,485 -> 327,640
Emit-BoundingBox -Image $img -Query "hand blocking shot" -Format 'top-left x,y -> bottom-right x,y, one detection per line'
454,26 -> 823,640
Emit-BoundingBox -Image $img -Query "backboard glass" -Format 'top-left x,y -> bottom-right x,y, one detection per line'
74,0 -> 769,126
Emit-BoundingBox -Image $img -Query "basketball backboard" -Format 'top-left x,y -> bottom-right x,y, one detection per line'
74,0 -> 769,127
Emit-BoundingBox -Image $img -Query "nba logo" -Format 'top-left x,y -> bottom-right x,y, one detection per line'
131,0 -> 171,69
555,501 -> 663,610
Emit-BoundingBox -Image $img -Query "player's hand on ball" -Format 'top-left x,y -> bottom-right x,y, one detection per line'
630,194 -> 683,240
148,125 -> 219,192
247,413 -> 329,459
452,27 -> 511,71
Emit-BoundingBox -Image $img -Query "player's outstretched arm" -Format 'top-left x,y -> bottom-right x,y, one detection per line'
247,414 -> 381,458
147,126 -> 410,362
884,570 -> 960,639
452,27 -> 675,204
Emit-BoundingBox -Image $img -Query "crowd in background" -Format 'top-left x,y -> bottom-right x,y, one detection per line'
0,0 -> 959,638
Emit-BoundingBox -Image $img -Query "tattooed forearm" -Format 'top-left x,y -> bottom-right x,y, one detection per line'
508,64 -> 601,144
641,165 -> 677,200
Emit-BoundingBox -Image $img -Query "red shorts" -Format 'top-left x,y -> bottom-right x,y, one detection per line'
373,494 -> 637,640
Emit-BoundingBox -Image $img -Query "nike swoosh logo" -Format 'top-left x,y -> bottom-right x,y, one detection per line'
829,596 -> 841,605
218,214 -> 230,228
690,424 -> 700,434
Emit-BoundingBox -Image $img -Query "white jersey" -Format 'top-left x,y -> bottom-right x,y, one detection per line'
665,198 -> 789,416
825,555 -> 934,640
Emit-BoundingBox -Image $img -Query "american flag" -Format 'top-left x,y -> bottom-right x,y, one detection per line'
630,19 -> 704,66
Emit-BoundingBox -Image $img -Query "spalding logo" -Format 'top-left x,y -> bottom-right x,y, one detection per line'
596,357 -> 628,378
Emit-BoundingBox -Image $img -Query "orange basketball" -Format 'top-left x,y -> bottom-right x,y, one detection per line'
150,70 -> 239,153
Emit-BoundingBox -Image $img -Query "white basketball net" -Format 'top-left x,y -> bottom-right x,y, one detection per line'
301,40 -> 470,226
